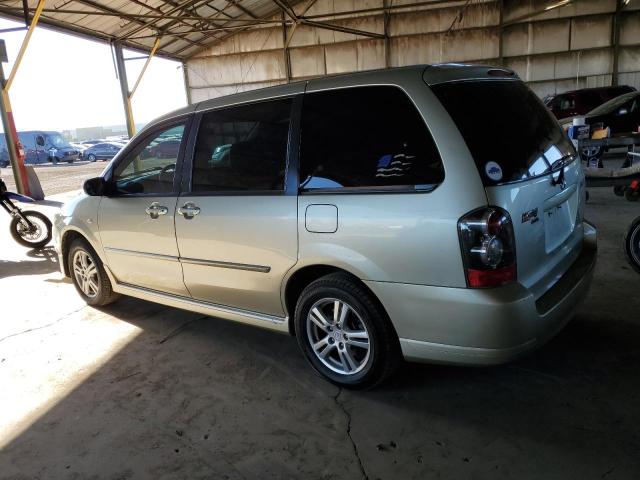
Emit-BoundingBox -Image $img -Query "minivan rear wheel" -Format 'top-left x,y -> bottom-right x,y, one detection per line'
294,273 -> 400,389
68,238 -> 119,307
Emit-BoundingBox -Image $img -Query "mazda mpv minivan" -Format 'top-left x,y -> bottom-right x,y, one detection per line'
54,64 -> 597,388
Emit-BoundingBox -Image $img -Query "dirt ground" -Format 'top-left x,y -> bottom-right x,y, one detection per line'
0,171 -> 639,479
1,161 -> 106,197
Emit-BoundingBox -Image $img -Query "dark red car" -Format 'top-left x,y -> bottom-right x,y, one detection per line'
545,85 -> 636,120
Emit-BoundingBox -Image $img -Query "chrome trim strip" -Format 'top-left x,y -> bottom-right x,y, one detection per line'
179,257 -> 271,273
118,282 -> 286,325
104,247 -> 179,262
104,248 -> 270,273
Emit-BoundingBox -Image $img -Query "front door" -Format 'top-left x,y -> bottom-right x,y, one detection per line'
175,98 -> 298,317
98,122 -> 191,296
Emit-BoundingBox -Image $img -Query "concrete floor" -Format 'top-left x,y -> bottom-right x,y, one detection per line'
0,186 -> 639,480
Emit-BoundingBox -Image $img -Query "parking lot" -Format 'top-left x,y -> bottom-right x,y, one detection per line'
0,163 -> 639,479
0,162 -> 106,197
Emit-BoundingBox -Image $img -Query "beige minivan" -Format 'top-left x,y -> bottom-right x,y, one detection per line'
54,64 -> 597,388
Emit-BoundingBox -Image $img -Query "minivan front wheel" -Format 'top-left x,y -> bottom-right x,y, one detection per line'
294,273 -> 400,389
68,239 -> 119,306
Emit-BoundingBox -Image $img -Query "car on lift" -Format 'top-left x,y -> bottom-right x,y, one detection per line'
54,64 -> 597,388
83,142 -> 123,162
545,85 -> 636,120
571,91 -> 640,135
561,91 -> 640,162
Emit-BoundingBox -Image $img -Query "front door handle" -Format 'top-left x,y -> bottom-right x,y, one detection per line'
145,202 -> 169,219
178,202 -> 201,219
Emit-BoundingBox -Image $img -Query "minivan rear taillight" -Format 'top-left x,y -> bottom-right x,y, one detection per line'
458,207 -> 517,288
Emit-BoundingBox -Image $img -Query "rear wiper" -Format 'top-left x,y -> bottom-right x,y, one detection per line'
550,154 -> 574,171
550,154 -> 573,186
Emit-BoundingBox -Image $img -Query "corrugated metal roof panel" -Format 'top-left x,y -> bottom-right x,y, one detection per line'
0,0 -> 308,60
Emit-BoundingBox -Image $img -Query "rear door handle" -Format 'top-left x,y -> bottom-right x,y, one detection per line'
145,202 -> 168,219
178,202 -> 201,219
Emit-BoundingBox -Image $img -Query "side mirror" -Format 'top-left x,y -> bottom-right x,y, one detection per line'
83,176 -> 106,196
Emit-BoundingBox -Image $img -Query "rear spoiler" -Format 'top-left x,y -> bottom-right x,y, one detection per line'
423,64 -> 519,86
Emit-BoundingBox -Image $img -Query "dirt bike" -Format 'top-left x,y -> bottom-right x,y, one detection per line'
0,176 -> 52,249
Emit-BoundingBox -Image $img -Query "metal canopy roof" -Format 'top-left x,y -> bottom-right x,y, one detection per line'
0,0 -> 308,60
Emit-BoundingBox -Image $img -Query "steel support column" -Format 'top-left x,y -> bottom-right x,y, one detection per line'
1,0 -> 46,194
0,64 -> 27,195
282,12 -> 291,83
113,42 -> 136,138
182,62 -> 192,105
611,0 -> 622,86
498,0 -> 504,66
383,0 -> 390,68
114,37 -> 161,138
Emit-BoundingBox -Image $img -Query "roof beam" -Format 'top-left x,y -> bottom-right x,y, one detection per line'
0,6 -> 239,22
115,0 -> 206,40
300,19 -> 385,39
0,5 -> 182,60
226,0 -> 259,19
129,0 -> 241,55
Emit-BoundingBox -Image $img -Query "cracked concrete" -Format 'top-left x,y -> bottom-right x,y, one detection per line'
334,389 -> 368,480
0,184 -> 639,479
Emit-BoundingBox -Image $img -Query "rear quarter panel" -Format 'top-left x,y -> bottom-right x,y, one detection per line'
296,69 -> 488,287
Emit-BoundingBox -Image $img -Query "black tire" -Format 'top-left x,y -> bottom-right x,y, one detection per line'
68,238 -> 119,306
613,185 -> 626,197
9,210 -> 52,249
87,154 -> 97,162
624,217 -> 640,274
294,273 -> 401,389
625,187 -> 640,202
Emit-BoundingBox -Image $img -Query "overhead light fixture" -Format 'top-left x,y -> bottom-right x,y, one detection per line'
545,0 -> 571,11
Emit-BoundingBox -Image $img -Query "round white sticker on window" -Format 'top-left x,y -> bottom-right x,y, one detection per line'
485,161 -> 503,181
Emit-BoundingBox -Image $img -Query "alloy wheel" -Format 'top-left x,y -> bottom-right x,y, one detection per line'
306,298 -> 371,375
73,250 -> 100,298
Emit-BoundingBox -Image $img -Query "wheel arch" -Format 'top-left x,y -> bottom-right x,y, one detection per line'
282,264 -> 394,338
60,228 -> 105,277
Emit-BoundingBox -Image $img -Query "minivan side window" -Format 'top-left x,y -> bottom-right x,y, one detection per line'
113,124 -> 185,195
299,86 -> 444,191
191,98 -> 292,192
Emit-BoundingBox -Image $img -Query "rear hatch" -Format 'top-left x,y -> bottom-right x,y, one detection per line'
431,78 -> 586,299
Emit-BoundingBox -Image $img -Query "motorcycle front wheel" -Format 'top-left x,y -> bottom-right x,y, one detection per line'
624,216 -> 640,274
9,210 -> 52,249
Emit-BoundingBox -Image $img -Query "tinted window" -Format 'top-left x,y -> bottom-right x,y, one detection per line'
589,92 -> 639,115
580,91 -> 602,111
299,86 -> 444,191
432,80 -> 574,185
191,98 -> 292,192
113,124 -> 185,194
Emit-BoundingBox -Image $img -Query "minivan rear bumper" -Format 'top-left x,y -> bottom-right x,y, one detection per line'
365,221 -> 597,366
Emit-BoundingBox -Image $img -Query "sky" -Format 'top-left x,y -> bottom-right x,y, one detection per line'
0,18 -> 187,134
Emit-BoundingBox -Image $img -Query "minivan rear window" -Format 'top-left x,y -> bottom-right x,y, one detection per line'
432,80 -> 574,185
